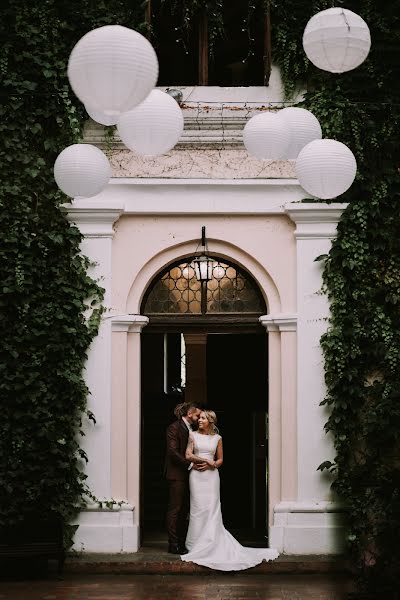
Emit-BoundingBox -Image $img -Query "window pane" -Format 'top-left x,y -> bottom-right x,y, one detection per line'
144,257 -> 265,315
164,333 -> 186,394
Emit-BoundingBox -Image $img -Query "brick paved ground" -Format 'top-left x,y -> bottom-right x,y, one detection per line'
0,573 -> 353,600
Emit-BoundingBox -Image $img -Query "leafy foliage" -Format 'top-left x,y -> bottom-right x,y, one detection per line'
271,1 -> 400,597
0,1 -> 145,546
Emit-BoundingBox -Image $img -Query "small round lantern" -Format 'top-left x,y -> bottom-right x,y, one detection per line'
243,112 -> 291,160
85,105 -> 119,126
278,107 -> 322,159
303,8 -> 371,73
117,89 -> 184,156
68,25 -> 158,116
54,144 -> 111,198
296,139 -> 357,199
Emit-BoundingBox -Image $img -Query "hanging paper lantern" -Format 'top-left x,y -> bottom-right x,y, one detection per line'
278,107 -> 322,159
54,144 -> 111,198
68,25 -> 158,116
117,89 -> 184,156
85,105 -> 119,126
243,112 -> 291,160
303,8 -> 371,73
296,139 -> 357,199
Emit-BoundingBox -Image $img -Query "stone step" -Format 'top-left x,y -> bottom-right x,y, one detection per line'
65,551 -> 349,576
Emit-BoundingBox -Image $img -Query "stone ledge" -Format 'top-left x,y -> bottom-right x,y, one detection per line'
65,551 -> 349,575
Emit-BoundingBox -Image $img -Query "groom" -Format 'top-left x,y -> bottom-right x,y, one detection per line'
164,401 -> 202,554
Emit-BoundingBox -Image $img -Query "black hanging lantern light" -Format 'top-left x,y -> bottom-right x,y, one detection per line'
193,226 -> 213,282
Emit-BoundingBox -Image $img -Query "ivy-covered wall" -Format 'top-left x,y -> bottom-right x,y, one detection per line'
272,1 -> 400,596
0,1 -> 145,544
1,1 -> 399,595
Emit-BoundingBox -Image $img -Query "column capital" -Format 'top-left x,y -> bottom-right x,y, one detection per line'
112,315 -> 149,333
284,202 -> 347,240
62,200 -> 125,238
259,314 -> 297,332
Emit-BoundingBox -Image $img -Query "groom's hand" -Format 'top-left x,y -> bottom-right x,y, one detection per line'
193,462 -> 209,471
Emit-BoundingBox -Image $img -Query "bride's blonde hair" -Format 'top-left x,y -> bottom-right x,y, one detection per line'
202,410 -> 219,435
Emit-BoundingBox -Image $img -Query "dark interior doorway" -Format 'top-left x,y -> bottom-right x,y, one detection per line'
140,330 -> 268,547
207,334 -> 268,540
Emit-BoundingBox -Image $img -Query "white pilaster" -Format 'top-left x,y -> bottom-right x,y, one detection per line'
270,202 -> 347,554
65,201 -> 130,552
126,318 -> 148,551
285,204 -> 346,502
259,315 -> 297,537
65,203 -> 124,499
65,200 -> 138,552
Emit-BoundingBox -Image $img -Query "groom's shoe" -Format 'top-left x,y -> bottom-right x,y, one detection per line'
179,545 -> 189,555
168,544 -> 181,554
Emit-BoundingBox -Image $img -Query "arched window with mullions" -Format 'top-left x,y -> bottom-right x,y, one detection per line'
142,256 -> 267,323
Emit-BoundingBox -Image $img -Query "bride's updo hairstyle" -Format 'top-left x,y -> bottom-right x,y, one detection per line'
202,410 -> 219,435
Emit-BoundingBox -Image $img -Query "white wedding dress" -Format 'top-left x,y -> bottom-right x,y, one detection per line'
181,431 -> 279,571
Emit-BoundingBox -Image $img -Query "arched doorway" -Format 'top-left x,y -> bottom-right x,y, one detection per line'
140,255 -> 269,546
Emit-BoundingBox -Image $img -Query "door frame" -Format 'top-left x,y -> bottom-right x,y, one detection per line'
110,311 -> 297,551
139,323 -> 269,543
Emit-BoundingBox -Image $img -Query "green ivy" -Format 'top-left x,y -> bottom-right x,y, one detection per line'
0,1 -> 145,547
271,1 -> 400,597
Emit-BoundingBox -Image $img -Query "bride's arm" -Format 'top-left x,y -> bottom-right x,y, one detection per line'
212,438 -> 223,469
185,435 -> 208,464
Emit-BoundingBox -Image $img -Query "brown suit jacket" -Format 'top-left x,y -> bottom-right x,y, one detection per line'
164,419 -> 192,481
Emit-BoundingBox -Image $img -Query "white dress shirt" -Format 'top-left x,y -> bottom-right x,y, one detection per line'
182,416 -> 192,431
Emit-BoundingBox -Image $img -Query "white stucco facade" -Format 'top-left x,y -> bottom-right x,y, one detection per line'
65,83 -> 347,555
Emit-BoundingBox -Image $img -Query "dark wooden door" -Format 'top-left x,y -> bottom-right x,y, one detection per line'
141,333 -> 178,536
206,333 -> 268,543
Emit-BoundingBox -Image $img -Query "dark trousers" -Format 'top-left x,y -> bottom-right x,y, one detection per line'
166,479 -> 189,546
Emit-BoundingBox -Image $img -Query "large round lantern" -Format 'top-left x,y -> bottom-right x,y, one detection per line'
85,105 -> 119,126
117,89 -> 184,156
68,25 -> 158,116
278,107 -> 322,159
296,139 -> 357,199
303,8 -> 371,73
243,112 -> 291,160
54,144 -> 111,198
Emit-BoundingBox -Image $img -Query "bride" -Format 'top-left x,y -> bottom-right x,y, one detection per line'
181,409 -> 279,571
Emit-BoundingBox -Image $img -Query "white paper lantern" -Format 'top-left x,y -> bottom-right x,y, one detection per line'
85,105 -> 119,126
278,107 -> 322,159
68,25 -> 158,116
54,144 -> 111,198
303,8 -> 371,73
296,139 -> 357,199
117,89 -> 184,156
243,112 -> 291,160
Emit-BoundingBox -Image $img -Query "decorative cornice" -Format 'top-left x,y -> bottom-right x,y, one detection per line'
284,203 -> 348,240
259,314 -> 297,332
63,204 -> 124,238
112,315 -> 149,333
70,179 -> 304,216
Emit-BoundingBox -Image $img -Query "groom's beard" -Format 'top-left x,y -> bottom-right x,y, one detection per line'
191,422 -> 199,431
